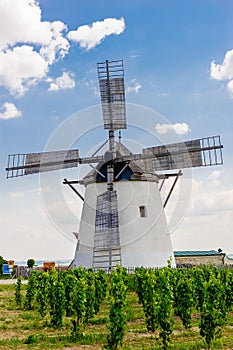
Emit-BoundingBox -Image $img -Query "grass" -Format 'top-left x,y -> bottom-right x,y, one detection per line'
0,284 -> 233,349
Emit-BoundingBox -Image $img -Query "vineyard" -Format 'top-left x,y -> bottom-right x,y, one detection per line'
0,265 -> 233,349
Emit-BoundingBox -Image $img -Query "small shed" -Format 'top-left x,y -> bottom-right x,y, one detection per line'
174,250 -> 226,267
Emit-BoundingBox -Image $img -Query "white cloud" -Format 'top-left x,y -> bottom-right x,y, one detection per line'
48,72 -> 76,91
210,49 -> 233,80
0,0 -> 50,50
0,45 -> 48,96
0,0 -> 69,62
130,54 -> 140,59
208,170 -> 223,186
67,17 -> 125,50
39,21 -> 70,64
0,1 -> 124,97
169,172 -> 233,254
190,181 -> 233,214
210,49 -> 233,97
0,0 -> 69,96
8,188 -> 41,198
227,79 -> 233,97
155,122 -> 191,135
126,79 -> 142,93
0,102 -> 22,120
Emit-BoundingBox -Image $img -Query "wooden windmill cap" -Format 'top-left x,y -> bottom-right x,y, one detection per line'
82,142 -> 158,186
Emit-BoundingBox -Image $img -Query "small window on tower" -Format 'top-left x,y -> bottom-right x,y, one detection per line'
139,205 -> 147,218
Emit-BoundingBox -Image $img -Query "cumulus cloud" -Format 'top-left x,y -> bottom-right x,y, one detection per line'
227,79 -> 233,96
67,17 -> 125,50
0,0 -> 69,62
0,0 -> 50,50
0,102 -> 22,120
39,21 -> 70,64
210,49 -> 233,80
48,72 -> 76,91
0,0 -> 69,96
0,1 -> 126,97
155,122 -> 191,135
210,49 -> 233,97
0,45 -> 48,96
126,79 -> 142,93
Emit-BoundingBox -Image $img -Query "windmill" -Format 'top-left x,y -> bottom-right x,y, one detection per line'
6,59 -> 223,270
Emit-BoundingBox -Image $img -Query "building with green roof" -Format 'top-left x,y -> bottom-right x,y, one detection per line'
174,250 -> 229,266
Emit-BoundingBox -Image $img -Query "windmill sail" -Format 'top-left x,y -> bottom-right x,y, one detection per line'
6,149 -> 79,178
93,190 -> 121,270
97,60 -> 126,130
142,136 -> 223,172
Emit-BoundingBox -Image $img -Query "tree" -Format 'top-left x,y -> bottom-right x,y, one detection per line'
0,256 -> 7,275
27,259 -> 36,268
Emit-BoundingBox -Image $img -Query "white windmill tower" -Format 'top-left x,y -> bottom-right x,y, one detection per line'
6,59 -> 223,270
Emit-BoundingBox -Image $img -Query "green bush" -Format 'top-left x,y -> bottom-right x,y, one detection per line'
27,259 -> 36,268
0,256 -> 7,276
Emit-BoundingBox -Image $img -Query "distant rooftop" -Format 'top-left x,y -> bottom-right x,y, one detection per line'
174,250 -> 225,257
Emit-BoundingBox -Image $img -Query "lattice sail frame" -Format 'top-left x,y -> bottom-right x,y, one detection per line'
97,60 -> 126,130
142,136 -> 223,172
6,149 -> 79,178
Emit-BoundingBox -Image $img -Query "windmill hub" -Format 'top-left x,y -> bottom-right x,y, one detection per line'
104,150 -> 114,163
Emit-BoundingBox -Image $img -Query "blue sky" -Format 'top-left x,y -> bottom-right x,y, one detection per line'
0,0 -> 233,261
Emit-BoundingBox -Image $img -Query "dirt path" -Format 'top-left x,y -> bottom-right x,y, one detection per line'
0,279 -> 28,284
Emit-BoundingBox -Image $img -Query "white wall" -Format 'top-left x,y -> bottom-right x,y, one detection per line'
73,179 -> 175,268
